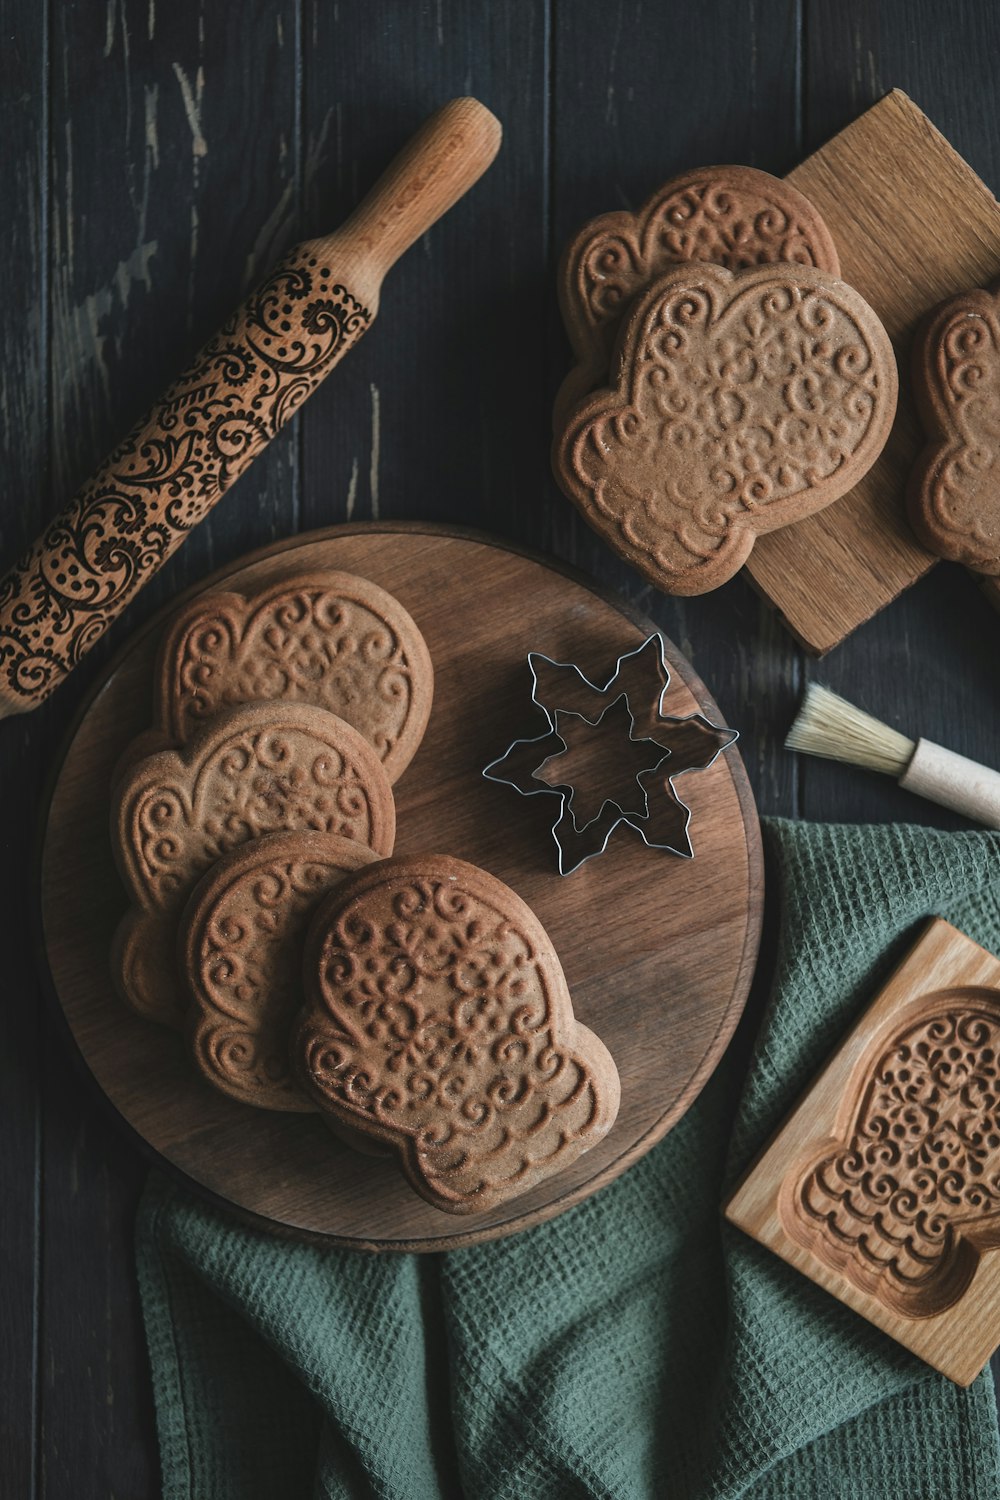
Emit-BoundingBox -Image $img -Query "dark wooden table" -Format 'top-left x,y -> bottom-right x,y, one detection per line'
4,4 -> 1000,1494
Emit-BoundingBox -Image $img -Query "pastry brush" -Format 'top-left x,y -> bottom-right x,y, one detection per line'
785,683 -> 1000,829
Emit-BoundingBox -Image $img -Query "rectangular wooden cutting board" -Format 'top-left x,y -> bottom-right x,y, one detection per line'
745,90 -> 1000,654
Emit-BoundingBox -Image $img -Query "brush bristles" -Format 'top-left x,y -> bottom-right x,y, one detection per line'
785,684 -> 916,777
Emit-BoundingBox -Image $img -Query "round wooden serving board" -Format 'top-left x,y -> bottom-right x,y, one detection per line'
39,524 -> 762,1252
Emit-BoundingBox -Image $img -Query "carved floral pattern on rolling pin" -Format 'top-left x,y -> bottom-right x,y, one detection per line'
0,248 -> 371,706
783,998 -> 1000,1317
296,858 -> 620,1212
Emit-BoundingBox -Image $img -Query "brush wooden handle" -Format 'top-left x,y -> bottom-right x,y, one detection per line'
0,97 -> 501,719
900,739 -> 1000,829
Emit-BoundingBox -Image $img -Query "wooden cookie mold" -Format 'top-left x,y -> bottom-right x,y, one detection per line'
726,918 -> 1000,1385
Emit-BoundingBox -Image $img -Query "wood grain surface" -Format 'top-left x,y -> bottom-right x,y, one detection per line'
6,2 -> 1000,1491
39,524 -> 762,1251
726,919 -> 1000,1386
746,90 -> 1000,652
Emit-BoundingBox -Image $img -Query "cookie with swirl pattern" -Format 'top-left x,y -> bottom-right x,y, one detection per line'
553,261 -> 897,596
112,702 -> 395,1031
294,854 -> 620,1214
180,831 -> 378,1112
908,281 -> 1000,573
154,570 -> 433,783
555,165 -> 839,427
782,996 -> 1000,1318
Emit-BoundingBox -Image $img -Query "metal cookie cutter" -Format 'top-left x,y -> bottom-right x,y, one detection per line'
483,634 -> 738,876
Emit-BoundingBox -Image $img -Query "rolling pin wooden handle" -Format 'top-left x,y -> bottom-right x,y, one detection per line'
339,97 -> 502,281
901,739 -> 1000,829
0,98 -> 501,722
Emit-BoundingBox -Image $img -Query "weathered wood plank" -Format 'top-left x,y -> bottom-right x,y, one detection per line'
805,0 -> 1000,187
549,0 -> 805,818
45,0 -> 302,708
38,1040 -> 156,1499
37,2 -> 299,1494
298,3 -> 551,550
0,5 -> 48,1497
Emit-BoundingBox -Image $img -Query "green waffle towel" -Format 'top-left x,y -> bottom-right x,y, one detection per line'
137,819 -> 1000,1499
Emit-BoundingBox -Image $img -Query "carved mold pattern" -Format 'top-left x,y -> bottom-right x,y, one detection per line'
0,246 -> 371,707
297,861 -> 620,1212
560,166 -> 840,371
184,834 -> 375,1113
909,284 -> 1000,573
112,703 -> 394,1028
157,574 -> 431,783
556,263 -> 897,595
782,993 -> 1000,1317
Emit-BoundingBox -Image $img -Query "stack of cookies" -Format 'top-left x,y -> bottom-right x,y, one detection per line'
109,570 -> 620,1213
551,165 -> 899,594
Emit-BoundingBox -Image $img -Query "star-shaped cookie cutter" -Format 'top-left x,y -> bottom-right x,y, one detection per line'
483,635 -> 738,876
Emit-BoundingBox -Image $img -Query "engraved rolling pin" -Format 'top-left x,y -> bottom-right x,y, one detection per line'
0,96 -> 501,719
786,684 -> 1000,828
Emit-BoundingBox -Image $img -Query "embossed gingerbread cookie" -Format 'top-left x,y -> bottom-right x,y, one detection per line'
908,281 -> 1000,574
180,831 -> 377,1112
155,571 -> 433,782
555,165 -> 839,426
112,702 -> 395,1030
294,854 -> 620,1214
553,261 -> 897,595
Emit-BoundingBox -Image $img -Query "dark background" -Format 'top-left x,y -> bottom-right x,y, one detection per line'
4,2 -> 1000,1493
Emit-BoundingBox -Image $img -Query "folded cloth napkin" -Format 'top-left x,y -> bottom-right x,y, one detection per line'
137,820 -> 1000,1500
